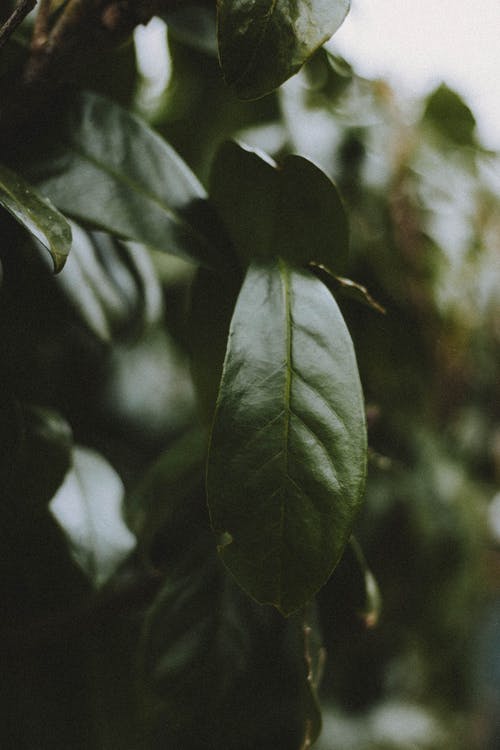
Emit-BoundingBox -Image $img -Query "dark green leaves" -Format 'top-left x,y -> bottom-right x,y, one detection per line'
217,0 -> 350,98
141,521 -> 322,748
207,259 -> 366,614
206,147 -> 362,614
0,400 -> 72,510
54,222 -> 164,343
423,84 -> 476,147
210,141 -> 348,272
0,163 -> 71,272
125,427 -> 208,563
26,91 -> 225,268
163,2 -> 217,55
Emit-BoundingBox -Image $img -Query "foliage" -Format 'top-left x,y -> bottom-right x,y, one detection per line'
0,1 -> 498,748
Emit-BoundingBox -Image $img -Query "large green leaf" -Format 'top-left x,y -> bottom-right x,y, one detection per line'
217,0 -> 350,98
210,141 -> 349,272
0,163 -> 71,272
207,259 -> 366,614
25,91 -> 227,269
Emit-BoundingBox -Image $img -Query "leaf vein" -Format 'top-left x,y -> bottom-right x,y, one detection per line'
290,366 -> 346,434
288,407 -> 340,488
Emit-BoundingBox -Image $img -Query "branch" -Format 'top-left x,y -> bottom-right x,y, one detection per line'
0,0 -> 37,51
0,0 -> 183,142
30,0 -> 51,51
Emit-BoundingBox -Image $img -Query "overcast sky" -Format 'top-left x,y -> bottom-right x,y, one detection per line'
331,0 -> 500,149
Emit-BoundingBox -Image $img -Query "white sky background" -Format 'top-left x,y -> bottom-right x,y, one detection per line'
137,1 -> 500,149
330,0 -> 500,149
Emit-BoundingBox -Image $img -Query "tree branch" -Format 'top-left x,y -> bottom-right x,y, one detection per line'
0,0 -> 37,51
0,0 -> 184,143
30,0 -> 51,51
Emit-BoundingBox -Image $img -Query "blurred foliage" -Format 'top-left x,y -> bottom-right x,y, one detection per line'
0,4 -> 498,749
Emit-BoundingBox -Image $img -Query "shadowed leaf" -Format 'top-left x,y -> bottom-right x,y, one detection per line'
218,0 -> 350,98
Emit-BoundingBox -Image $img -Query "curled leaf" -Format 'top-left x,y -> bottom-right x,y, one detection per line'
0,162 -> 71,272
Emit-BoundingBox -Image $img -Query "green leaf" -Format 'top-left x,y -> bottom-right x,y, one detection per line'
423,83 -> 476,147
0,404 -> 89,616
53,222 -> 164,343
141,530 -> 253,709
24,91 -> 227,269
1,401 -> 72,509
188,266 -> 242,421
207,259 -> 366,614
217,0 -> 350,98
163,2 -> 217,55
0,163 -> 71,272
210,141 -> 349,272
142,524 -> 323,747
50,446 -> 136,588
11,404 -> 73,508
125,427 -> 208,563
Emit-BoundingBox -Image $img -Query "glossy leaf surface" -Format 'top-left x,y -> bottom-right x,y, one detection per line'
210,141 -> 348,272
0,163 -> 71,272
217,0 -> 350,98
50,446 -> 136,588
27,91 -> 224,268
53,222 -> 163,343
207,259 -> 366,614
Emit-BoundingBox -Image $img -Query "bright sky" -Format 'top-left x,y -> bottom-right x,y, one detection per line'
331,0 -> 500,149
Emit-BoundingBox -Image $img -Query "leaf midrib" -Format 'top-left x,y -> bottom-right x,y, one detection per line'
279,257 -> 292,606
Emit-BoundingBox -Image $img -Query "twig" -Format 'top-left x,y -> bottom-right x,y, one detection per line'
0,0 -> 37,51
31,0 -> 51,51
0,0 -> 182,142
